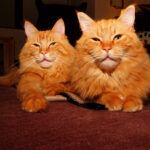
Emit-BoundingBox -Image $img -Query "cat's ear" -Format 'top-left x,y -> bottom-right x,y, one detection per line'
118,5 -> 135,27
52,18 -> 65,35
77,12 -> 95,32
24,20 -> 38,38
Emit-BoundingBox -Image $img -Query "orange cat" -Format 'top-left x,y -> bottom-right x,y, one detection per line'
71,5 -> 150,112
10,19 -> 75,112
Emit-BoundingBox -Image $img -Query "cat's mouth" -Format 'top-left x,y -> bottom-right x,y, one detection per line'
37,58 -> 56,68
39,58 -> 54,63
96,55 -> 121,72
100,56 -> 116,62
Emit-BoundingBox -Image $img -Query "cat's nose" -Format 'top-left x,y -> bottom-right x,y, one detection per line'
102,43 -> 112,51
41,50 -> 47,54
102,46 -> 112,51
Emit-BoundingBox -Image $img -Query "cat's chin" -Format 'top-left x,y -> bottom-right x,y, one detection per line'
39,61 -> 53,68
98,58 -> 120,72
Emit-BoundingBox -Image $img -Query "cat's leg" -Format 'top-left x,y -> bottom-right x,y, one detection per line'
17,73 -> 48,112
123,96 -> 143,112
97,93 -> 123,111
44,84 -> 83,102
21,92 -> 47,112
44,83 -> 72,96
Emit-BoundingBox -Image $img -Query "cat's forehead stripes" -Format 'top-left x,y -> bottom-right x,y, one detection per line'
36,31 -> 55,42
95,19 -> 124,39
97,20 -> 116,33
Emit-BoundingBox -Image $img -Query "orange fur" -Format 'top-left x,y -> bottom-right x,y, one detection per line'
0,67 -> 19,86
17,19 -> 75,112
72,5 -> 150,112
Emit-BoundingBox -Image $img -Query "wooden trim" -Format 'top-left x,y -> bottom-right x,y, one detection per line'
0,37 -> 15,73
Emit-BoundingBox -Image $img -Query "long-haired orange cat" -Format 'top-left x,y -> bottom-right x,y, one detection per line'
72,5 -> 150,112
11,19 -> 75,112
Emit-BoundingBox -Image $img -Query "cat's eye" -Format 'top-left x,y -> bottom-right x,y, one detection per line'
113,34 -> 122,40
91,37 -> 101,42
50,42 -> 56,46
32,43 -> 40,47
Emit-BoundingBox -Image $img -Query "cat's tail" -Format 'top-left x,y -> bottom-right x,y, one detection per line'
45,95 -> 67,101
0,67 -> 19,86
45,91 -> 85,103
43,91 -> 106,110
60,92 -> 106,110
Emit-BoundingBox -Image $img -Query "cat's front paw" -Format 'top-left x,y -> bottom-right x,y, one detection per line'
123,96 -> 143,112
22,96 -> 48,112
100,94 -> 123,111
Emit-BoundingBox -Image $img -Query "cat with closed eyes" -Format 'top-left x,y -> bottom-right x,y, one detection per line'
0,19 -> 75,112
71,5 -> 150,112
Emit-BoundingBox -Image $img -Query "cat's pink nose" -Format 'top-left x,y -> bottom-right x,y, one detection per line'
41,50 -> 47,54
102,46 -> 112,51
102,43 -> 112,51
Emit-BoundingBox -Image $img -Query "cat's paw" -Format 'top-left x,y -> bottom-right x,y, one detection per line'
100,94 -> 123,111
123,96 -> 143,112
22,96 -> 48,112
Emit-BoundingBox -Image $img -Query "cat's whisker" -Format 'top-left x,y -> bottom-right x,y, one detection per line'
20,55 -> 35,61
21,56 -> 36,64
123,54 -> 140,62
19,61 -> 35,73
3,56 -> 36,73
4,61 -> 20,72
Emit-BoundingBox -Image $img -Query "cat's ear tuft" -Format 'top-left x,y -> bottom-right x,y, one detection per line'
52,18 -> 65,35
24,20 -> 38,38
118,5 -> 135,27
77,12 -> 95,32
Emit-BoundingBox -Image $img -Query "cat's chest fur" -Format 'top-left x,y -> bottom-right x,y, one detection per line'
24,66 -> 70,85
75,66 -> 127,99
42,69 -> 70,84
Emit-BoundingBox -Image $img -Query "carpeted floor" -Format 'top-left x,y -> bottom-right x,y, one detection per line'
0,86 -> 150,150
